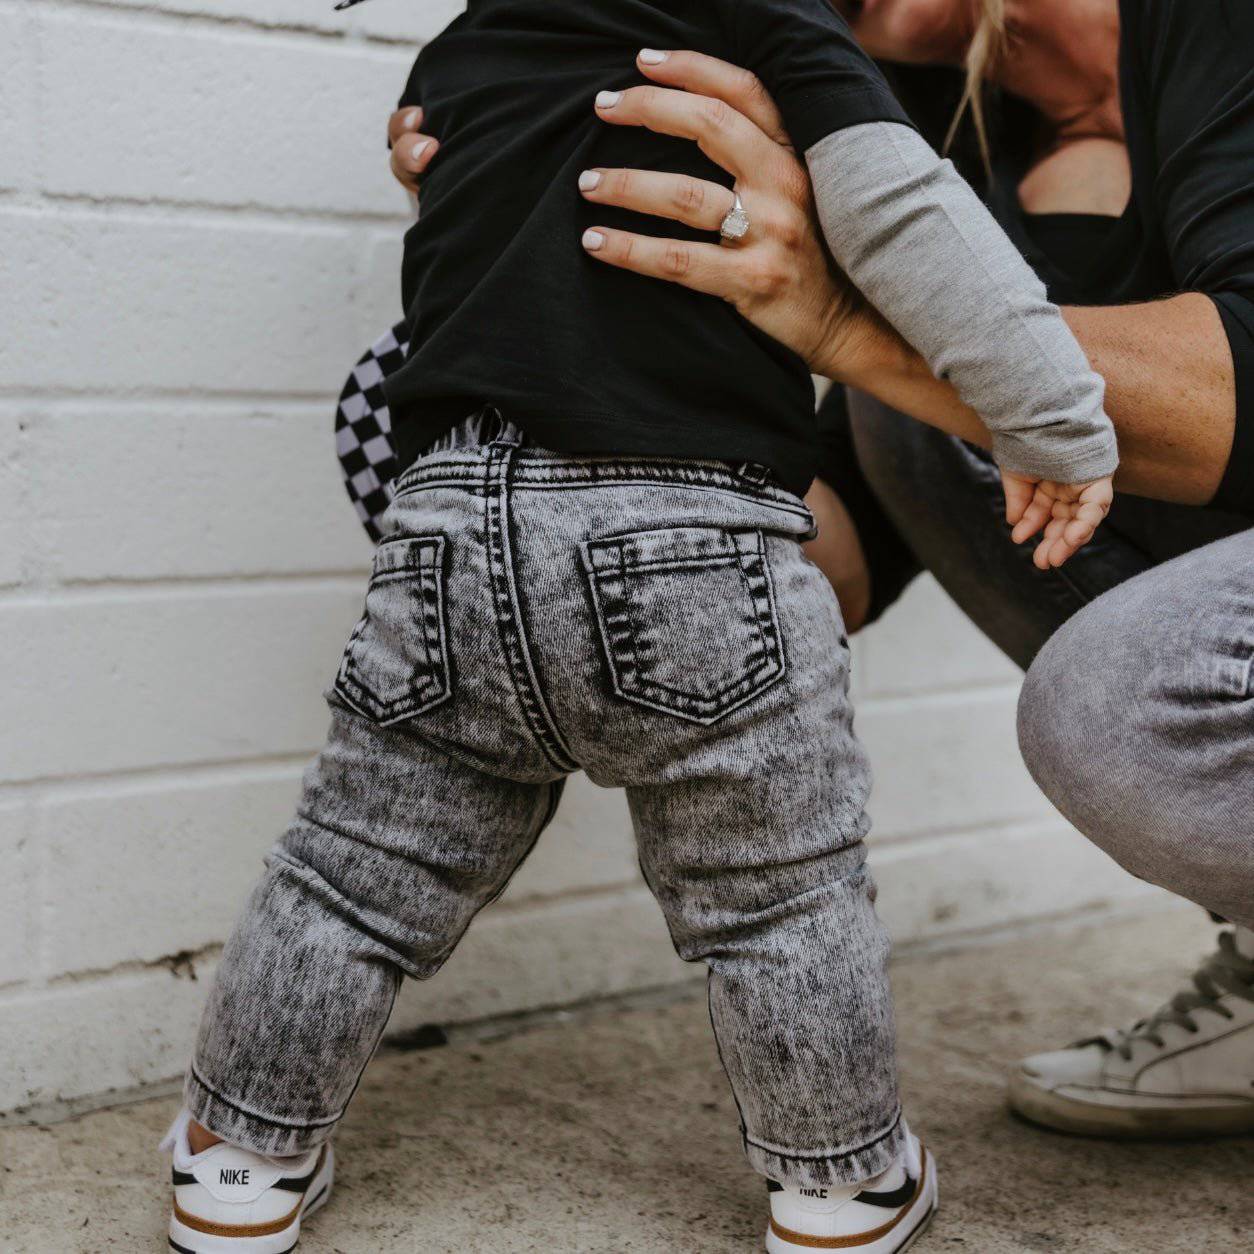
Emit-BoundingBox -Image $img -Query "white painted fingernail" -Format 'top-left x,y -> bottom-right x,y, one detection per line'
595,90 -> 622,110
411,139 -> 431,162
404,108 -> 421,129
639,49 -> 669,65
578,170 -> 602,192
582,229 -> 606,252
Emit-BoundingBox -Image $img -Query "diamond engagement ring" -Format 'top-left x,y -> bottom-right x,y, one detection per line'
719,192 -> 751,241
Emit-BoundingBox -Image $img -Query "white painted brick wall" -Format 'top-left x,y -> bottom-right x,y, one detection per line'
0,0 -> 1160,1118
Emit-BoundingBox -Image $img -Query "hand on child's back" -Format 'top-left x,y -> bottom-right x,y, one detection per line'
1002,472 -> 1115,570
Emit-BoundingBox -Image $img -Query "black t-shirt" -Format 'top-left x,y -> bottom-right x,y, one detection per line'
386,0 -> 910,496
978,0 -> 1254,515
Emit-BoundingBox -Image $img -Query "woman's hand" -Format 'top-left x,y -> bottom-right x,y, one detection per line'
580,51 -> 878,378
388,106 -> 440,196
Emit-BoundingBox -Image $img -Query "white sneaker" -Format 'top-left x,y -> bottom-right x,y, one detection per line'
1009,929 -> 1254,1138
162,1111 -> 334,1253
765,1128 -> 938,1253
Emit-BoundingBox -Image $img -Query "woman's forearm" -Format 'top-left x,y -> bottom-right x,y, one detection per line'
1064,296 -> 1235,503
834,292 -> 1237,505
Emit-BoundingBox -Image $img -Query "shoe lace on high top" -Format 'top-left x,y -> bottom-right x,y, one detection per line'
1081,932 -> 1254,1062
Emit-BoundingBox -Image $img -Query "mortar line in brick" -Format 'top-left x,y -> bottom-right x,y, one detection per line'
38,188 -> 414,229
0,947 -> 222,1011
0,385 -> 334,404
869,814 -> 1082,858
487,879 -> 657,919
38,887 -> 655,990
61,566 -> 369,592
861,671 -> 1020,701
858,682 -> 1022,715
44,884 -> 660,988
18,883 -> 659,998
0,750 -> 312,802
0,396 -> 341,418
1,195 -> 410,233
43,942 -> 223,990
889,894 -> 1187,962
0,570 -> 366,607
15,0 -> 434,51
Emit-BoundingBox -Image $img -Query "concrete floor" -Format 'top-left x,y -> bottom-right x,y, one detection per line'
3,908 -> 1251,1253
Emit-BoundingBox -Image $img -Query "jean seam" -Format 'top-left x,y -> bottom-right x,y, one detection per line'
395,457 -> 808,506
484,443 -> 579,773
744,1107 -> 903,1162
733,533 -> 771,666
188,1066 -> 345,1133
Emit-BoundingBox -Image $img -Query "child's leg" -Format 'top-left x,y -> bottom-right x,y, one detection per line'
802,474 -> 872,633
619,559 -> 900,1190
187,706 -> 564,1157
626,774 -> 899,1190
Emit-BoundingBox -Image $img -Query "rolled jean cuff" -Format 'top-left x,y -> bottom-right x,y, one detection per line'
743,1108 -> 905,1189
185,1066 -> 338,1158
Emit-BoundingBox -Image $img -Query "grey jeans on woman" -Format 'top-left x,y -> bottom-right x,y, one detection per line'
850,393 -> 1254,930
188,423 -> 902,1188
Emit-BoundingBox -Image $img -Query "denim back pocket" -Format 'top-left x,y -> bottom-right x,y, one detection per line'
582,526 -> 785,725
334,535 -> 451,725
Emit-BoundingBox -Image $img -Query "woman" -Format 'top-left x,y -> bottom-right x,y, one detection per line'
389,0 -> 1254,1139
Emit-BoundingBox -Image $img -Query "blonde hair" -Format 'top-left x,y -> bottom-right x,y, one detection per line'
944,0 -> 1009,168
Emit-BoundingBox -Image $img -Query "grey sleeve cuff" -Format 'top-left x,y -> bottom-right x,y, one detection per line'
805,122 -> 1118,483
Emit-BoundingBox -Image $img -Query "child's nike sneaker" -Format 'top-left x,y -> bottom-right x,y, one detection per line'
765,1127 -> 937,1253
161,1110 -> 334,1253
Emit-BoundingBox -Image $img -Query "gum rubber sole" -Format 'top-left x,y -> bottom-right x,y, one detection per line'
1009,1070 -> 1254,1140
765,1148 -> 939,1253
765,1202 -> 938,1254
168,1146 -> 333,1254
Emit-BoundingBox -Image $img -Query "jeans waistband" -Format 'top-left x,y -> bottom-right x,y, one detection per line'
403,408 -> 797,508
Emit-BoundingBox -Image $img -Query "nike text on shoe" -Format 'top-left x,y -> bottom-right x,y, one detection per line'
1009,929 -> 1254,1138
162,1110 -> 334,1253
765,1129 -> 938,1253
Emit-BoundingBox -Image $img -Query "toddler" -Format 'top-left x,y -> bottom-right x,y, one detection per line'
163,4 -> 1116,1252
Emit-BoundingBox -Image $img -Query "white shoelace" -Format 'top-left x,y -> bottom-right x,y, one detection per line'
1078,932 -> 1254,1063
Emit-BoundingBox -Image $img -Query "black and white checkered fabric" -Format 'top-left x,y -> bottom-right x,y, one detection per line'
335,321 -> 408,542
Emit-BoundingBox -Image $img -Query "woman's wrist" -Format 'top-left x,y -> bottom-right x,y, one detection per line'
811,301 -> 904,388
815,304 -> 994,448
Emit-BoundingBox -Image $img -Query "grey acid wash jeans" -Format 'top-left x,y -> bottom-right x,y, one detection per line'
187,420 -> 902,1188
849,393 -> 1254,929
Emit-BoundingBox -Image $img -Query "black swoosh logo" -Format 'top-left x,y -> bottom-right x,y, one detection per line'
855,1173 -> 919,1209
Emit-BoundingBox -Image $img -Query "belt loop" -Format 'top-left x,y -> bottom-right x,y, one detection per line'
484,405 -> 520,448
738,461 -> 771,486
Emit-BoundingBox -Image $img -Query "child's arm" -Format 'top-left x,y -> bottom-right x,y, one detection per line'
806,122 -> 1116,566
806,122 -> 1116,486
718,0 -> 1115,562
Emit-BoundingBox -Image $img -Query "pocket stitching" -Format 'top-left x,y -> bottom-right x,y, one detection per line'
583,529 -> 786,723
734,529 -> 786,679
732,535 -> 771,667
335,535 -> 451,725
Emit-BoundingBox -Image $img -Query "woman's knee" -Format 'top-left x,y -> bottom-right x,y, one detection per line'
1017,589 -> 1254,916
1016,606 -> 1126,832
